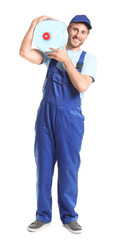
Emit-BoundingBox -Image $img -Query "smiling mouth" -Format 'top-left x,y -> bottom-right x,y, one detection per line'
72,37 -> 80,43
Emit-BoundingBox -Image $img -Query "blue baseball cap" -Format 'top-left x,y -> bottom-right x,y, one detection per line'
69,15 -> 92,29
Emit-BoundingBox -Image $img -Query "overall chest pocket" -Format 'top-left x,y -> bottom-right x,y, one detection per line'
52,72 -> 73,87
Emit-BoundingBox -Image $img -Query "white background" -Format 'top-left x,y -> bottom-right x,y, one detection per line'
0,0 -> 123,239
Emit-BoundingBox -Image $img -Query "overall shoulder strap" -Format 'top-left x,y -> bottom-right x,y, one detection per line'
45,59 -> 57,78
76,51 -> 86,72
49,59 -> 57,68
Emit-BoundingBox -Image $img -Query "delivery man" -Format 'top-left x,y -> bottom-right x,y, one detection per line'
19,14 -> 97,234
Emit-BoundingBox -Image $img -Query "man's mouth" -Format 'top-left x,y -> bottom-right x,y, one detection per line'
72,37 -> 80,43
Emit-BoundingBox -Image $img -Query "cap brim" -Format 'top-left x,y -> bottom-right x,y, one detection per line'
70,20 -> 92,29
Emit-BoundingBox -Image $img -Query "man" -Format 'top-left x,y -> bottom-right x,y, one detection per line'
19,14 -> 97,234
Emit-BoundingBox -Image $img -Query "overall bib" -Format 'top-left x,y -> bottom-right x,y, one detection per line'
34,51 -> 86,224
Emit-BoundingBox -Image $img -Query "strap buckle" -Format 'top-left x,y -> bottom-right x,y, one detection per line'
76,62 -> 83,70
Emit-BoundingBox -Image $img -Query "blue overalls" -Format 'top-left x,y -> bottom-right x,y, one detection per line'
34,51 -> 86,224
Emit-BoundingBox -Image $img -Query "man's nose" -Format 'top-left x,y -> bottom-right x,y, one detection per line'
76,31 -> 81,38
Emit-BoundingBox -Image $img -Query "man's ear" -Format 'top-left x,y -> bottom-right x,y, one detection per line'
86,30 -> 90,39
67,24 -> 71,33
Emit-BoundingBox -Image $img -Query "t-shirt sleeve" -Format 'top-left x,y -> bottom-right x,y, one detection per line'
81,53 -> 97,82
41,52 -> 51,67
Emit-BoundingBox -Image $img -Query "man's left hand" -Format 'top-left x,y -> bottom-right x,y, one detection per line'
45,45 -> 69,64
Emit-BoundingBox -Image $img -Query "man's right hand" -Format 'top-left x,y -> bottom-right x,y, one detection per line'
31,15 -> 57,29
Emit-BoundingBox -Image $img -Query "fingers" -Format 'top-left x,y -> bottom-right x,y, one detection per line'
31,15 -> 57,27
45,52 -> 55,59
37,15 -> 57,24
49,46 -> 66,51
46,52 -> 55,57
45,50 -> 58,60
49,47 -> 58,52
45,16 -> 57,21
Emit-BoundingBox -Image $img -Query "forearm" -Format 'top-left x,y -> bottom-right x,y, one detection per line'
19,22 -> 36,55
64,57 -> 91,93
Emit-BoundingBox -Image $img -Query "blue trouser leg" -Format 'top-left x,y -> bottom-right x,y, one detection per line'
55,106 -> 84,224
34,101 -> 57,223
34,101 -> 84,224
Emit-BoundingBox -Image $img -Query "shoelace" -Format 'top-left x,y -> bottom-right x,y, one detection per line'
72,221 -> 81,227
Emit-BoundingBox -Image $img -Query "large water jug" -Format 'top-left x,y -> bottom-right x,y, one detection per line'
33,19 -> 68,52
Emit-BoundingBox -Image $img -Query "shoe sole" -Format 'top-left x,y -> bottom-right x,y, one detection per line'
27,222 -> 51,232
63,224 -> 82,234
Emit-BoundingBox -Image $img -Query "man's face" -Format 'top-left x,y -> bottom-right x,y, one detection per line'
67,23 -> 89,49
